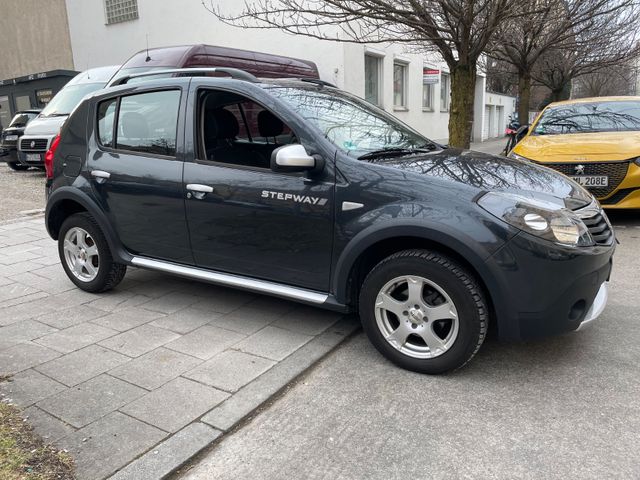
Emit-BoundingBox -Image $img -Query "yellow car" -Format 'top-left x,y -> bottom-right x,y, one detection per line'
510,96 -> 640,208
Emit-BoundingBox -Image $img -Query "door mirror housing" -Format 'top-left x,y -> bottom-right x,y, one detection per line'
515,124 -> 529,143
271,144 -> 318,173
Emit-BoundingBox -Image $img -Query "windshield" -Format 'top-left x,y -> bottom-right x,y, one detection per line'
533,100 -> 640,135
9,112 -> 37,128
40,83 -> 105,117
267,86 -> 432,158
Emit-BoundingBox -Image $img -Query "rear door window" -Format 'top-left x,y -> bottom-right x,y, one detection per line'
111,90 -> 181,157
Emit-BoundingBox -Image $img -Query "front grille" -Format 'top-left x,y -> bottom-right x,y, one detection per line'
581,211 -> 614,245
20,138 -> 49,151
544,161 -> 629,198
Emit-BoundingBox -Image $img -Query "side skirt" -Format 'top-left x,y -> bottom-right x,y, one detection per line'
130,256 -> 349,312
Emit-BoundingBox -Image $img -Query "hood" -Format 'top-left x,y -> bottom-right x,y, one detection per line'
379,148 -> 593,210
23,115 -> 67,136
514,131 -> 640,162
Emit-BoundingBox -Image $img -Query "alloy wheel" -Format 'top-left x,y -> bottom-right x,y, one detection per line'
374,275 -> 459,359
63,227 -> 100,282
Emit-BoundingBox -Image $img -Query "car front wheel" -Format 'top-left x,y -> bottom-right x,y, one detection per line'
58,213 -> 126,293
359,249 -> 488,374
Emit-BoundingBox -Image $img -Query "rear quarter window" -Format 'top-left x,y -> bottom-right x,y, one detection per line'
97,99 -> 117,147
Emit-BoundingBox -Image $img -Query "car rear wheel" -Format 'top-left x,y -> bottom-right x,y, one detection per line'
359,249 -> 488,374
7,162 -> 29,171
58,213 -> 126,293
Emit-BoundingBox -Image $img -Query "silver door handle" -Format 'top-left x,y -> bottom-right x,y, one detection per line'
186,184 -> 214,193
91,170 -> 111,179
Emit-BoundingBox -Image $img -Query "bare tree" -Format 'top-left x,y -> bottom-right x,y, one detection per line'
490,0 -> 639,123
205,0 -> 521,148
573,64 -> 638,98
532,38 -> 640,103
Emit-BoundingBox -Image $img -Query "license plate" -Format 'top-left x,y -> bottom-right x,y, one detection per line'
5,135 -> 18,141
26,153 -> 41,162
570,175 -> 608,187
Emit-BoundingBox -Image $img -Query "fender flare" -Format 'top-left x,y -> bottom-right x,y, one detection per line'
331,221 -> 505,310
45,187 -> 132,264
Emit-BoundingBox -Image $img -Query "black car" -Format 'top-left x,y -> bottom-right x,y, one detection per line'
0,109 -> 40,170
44,68 -> 614,374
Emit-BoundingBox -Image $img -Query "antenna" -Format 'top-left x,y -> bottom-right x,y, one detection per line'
145,34 -> 151,62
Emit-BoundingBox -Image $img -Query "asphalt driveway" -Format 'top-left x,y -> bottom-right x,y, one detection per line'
179,212 -> 640,480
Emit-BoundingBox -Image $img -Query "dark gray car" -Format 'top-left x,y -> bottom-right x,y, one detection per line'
44,69 -> 615,374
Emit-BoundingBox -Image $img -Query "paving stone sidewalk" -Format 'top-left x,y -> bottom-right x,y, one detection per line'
0,215 -> 358,480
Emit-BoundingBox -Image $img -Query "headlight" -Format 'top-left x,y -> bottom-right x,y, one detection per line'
507,152 -> 532,163
478,191 -> 594,247
634,157 -> 640,167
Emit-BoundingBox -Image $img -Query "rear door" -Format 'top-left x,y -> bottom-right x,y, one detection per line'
87,87 -> 192,263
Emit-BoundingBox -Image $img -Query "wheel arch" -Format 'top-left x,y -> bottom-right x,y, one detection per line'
332,224 -> 503,332
45,187 -> 131,263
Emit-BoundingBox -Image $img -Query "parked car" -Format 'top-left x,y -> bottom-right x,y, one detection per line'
44,69 -> 614,374
509,96 -> 640,208
0,109 -> 40,170
107,44 -> 320,86
17,66 -> 119,168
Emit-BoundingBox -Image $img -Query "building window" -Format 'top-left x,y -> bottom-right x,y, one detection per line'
104,0 -> 139,25
393,62 -> 408,108
440,73 -> 451,112
364,54 -> 383,106
422,84 -> 434,110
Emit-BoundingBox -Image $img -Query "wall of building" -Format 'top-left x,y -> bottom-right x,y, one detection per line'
0,0 -> 74,80
64,0 -> 460,141
64,0 -> 498,143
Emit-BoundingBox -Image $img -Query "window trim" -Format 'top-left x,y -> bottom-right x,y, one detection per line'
95,88 -> 182,160
194,87 -> 303,174
393,61 -> 409,110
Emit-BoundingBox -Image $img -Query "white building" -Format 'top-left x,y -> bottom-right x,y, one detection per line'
63,0 -> 514,143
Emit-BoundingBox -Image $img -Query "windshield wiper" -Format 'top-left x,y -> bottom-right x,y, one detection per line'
44,113 -> 69,118
357,145 -> 438,161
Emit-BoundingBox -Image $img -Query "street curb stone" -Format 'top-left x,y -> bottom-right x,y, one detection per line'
108,422 -> 222,480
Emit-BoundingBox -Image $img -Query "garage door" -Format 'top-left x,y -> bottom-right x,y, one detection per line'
483,105 -> 491,140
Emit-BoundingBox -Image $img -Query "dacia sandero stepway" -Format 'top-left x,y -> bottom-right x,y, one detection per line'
44,68 -> 614,374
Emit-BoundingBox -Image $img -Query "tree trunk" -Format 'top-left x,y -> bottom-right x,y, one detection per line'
550,82 -> 571,102
518,72 -> 531,125
447,64 -> 477,149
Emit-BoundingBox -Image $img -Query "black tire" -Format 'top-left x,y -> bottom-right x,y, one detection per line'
7,162 -> 29,171
359,249 -> 488,374
58,212 -> 127,293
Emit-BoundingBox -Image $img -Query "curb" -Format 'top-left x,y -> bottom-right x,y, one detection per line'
107,316 -> 361,480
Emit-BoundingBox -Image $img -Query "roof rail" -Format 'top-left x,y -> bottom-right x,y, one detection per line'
108,67 -> 259,87
298,78 -> 337,88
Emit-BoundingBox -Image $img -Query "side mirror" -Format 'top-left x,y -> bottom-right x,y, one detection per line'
515,124 -> 529,142
270,144 -> 319,173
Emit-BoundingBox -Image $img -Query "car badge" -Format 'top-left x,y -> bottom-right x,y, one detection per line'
574,164 -> 586,175
30,141 -> 35,149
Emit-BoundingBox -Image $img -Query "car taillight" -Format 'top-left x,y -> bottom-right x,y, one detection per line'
44,134 -> 61,179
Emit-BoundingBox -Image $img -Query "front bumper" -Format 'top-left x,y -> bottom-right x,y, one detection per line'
486,230 -> 614,341
576,282 -> 608,331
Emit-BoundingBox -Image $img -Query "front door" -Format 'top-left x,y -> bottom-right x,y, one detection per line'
183,89 -> 334,291
87,89 -> 192,263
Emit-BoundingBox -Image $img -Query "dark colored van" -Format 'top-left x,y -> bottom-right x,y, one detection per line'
108,44 -> 320,86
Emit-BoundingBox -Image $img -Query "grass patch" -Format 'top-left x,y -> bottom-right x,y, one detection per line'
0,402 -> 75,480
